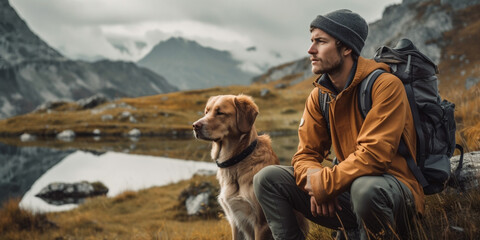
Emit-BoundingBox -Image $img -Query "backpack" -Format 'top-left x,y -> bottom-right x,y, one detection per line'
318,38 -> 464,195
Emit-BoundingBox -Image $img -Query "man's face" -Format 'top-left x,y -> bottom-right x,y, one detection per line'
308,28 -> 344,75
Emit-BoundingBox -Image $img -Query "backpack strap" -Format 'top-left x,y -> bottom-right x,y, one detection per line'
318,89 -> 330,136
404,81 -> 426,168
398,138 -> 429,187
358,69 -> 386,118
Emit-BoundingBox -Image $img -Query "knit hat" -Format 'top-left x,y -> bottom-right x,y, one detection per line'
310,9 -> 368,55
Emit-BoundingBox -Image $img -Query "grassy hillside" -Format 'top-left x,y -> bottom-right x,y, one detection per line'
0,83 -> 308,138
437,4 -> 480,152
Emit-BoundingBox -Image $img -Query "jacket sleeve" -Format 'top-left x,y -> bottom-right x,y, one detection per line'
310,74 -> 410,203
292,87 -> 332,191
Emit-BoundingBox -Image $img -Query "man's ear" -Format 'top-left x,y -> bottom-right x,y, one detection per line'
234,95 -> 259,133
343,47 -> 352,57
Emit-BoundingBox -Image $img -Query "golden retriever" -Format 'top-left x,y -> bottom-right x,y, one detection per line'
192,94 -> 278,240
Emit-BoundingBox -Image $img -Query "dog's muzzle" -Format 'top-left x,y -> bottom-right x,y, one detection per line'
193,120 -> 207,139
193,120 -> 220,141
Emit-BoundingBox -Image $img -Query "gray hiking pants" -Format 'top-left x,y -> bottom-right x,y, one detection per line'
253,165 -> 416,240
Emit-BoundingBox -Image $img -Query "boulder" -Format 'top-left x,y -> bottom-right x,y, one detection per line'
128,128 -> 141,137
76,93 -> 109,109
177,181 -> 221,218
35,181 -> 108,205
186,192 -> 210,215
56,130 -> 75,141
20,133 -> 36,142
448,151 -> 480,191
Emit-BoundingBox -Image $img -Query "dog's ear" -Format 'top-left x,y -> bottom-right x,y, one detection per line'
234,95 -> 259,133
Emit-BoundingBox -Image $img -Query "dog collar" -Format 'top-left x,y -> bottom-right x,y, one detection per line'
216,139 -> 258,168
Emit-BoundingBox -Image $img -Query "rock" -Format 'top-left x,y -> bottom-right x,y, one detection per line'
57,130 -> 75,141
33,101 -> 68,113
120,111 -> 131,119
20,133 -> 36,142
101,114 -> 113,121
76,94 -> 109,109
186,192 -> 210,215
129,115 -> 137,123
177,181 -> 221,218
448,151 -> 480,191
35,181 -> 108,205
128,128 -> 141,137
260,88 -> 270,97
465,77 -> 479,90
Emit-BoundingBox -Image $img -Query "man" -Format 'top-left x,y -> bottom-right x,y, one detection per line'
253,9 -> 424,240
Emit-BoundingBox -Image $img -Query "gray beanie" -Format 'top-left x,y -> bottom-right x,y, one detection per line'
310,9 -> 368,55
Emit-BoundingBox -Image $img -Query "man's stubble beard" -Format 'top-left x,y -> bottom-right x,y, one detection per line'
314,54 -> 344,75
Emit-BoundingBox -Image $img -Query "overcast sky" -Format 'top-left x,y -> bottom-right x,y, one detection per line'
10,0 -> 401,73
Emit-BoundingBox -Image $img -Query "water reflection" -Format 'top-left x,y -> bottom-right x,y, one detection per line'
19,151 -> 217,212
0,142 -> 74,204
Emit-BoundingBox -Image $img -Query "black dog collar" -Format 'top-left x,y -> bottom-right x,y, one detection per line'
216,139 -> 258,168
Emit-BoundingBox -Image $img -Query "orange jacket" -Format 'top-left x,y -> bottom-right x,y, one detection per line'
292,57 -> 424,214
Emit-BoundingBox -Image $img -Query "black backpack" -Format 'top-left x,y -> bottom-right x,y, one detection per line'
318,38 -> 464,195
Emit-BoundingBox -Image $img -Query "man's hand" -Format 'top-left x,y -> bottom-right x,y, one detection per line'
310,196 -> 342,217
305,168 -> 342,217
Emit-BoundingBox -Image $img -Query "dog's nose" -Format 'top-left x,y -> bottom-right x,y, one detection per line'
193,121 -> 202,130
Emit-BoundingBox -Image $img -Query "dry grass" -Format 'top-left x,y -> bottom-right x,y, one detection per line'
0,175 -> 232,240
443,86 -> 480,152
1,175 -> 479,240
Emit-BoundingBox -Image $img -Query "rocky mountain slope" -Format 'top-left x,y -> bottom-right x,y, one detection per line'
137,37 -> 254,90
254,0 -> 480,92
0,0 -> 178,119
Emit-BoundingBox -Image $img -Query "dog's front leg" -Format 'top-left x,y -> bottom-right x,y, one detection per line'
254,224 -> 273,240
232,224 -> 246,240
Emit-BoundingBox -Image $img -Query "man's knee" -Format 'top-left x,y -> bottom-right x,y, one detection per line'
350,176 -> 391,216
254,165 -> 280,194
253,165 -> 292,199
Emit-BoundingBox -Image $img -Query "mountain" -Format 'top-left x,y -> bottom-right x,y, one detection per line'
254,0 -> 480,92
137,37 -> 254,90
0,0 -> 178,119
0,0 -> 66,67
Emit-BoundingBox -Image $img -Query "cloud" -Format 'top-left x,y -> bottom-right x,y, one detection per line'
10,0 -> 401,72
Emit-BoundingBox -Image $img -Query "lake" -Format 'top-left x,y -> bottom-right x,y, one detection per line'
0,134 -> 299,212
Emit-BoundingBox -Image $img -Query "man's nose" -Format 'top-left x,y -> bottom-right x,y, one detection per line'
307,43 -> 316,55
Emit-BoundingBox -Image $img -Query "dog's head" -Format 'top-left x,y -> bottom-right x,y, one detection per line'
193,94 -> 259,142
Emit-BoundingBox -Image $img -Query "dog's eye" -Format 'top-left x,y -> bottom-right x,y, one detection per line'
216,111 -> 225,116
